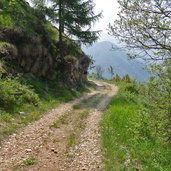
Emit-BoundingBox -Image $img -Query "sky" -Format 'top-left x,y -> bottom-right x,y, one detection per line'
93,0 -> 119,42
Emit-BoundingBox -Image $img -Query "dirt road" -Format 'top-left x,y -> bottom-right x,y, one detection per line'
0,81 -> 117,171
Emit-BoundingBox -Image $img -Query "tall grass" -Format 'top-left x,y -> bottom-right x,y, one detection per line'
100,83 -> 171,171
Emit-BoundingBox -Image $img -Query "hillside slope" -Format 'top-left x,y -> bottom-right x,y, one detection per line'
0,0 -> 90,142
0,0 -> 90,85
83,41 -> 150,82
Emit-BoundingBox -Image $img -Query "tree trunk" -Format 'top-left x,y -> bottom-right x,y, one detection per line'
59,0 -> 63,60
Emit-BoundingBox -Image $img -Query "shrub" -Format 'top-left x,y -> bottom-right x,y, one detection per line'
0,78 -> 40,112
141,60 -> 171,144
0,15 -> 14,27
0,111 -> 12,122
123,82 -> 139,94
122,74 -> 132,83
113,74 -> 121,82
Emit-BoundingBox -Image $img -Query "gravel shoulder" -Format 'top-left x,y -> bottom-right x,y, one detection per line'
0,81 -> 117,171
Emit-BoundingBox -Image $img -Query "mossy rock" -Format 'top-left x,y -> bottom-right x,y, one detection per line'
64,55 -> 78,63
0,41 -> 18,59
0,60 -> 5,77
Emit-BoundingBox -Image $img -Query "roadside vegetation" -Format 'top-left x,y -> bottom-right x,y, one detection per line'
0,71 -> 88,144
0,0 -> 94,144
100,78 -> 171,171
101,0 -> 171,169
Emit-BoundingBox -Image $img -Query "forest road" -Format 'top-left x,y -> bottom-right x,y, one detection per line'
0,81 -> 118,171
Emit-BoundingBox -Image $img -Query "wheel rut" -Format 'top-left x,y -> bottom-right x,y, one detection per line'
0,81 -> 118,171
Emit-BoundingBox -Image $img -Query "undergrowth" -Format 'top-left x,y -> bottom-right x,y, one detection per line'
0,73 -> 88,144
100,82 -> 171,171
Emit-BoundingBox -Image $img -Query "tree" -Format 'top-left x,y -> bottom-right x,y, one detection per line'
31,0 -> 52,20
113,74 -> 121,82
95,65 -> 104,80
109,0 -> 171,144
109,0 -> 171,61
142,60 -> 171,143
122,74 -> 131,83
108,65 -> 114,80
32,0 -> 101,59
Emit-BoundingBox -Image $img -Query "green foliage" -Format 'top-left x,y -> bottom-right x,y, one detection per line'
0,0 -> 43,35
100,83 -> 171,170
122,74 -> 132,83
59,0 -> 102,44
23,157 -> 36,166
113,74 -> 121,82
112,74 -> 134,84
0,111 -> 12,122
0,14 -> 14,27
0,0 -> 86,60
49,113 -> 68,129
0,78 -> 40,112
141,60 -> 171,144
0,0 -> 90,145
0,72 -> 88,143
44,22 -> 59,42
109,0 -> 171,61
0,41 -> 18,58
123,82 -> 139,94
33,0 -> 101,45
67,133 -> 76,148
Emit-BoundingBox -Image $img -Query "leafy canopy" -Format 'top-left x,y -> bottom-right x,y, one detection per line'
109,0 -> 171,61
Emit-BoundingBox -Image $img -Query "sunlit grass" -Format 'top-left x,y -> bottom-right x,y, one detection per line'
100,84 -> 171,171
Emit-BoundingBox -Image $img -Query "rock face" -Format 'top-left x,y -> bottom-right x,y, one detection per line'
0,28 -> 90,85
64,55 -> 90,86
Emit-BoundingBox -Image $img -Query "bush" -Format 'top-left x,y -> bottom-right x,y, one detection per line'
123,82 -> 139,94
100,83 -> 171,171
141,60 -> 171,144
0,78 -> 40,112
0,15 -> 14,27
122,74 -> 132,83
113,74 -> 121,82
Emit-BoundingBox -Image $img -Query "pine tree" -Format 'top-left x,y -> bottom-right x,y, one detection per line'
32,0 -> 101,59
122,74 -> 131,83
113,74 -> 121,82
58,0 -> 101,59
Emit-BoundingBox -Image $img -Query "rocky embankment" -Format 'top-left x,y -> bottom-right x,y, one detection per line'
0,27 -> 90,85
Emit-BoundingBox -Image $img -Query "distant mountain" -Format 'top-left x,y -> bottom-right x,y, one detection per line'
82,41 -> 150,82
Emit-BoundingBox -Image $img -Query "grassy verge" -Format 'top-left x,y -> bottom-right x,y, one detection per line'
100,83 -> 171,171
0,74 -> 89,144
66,110 -> 89,151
